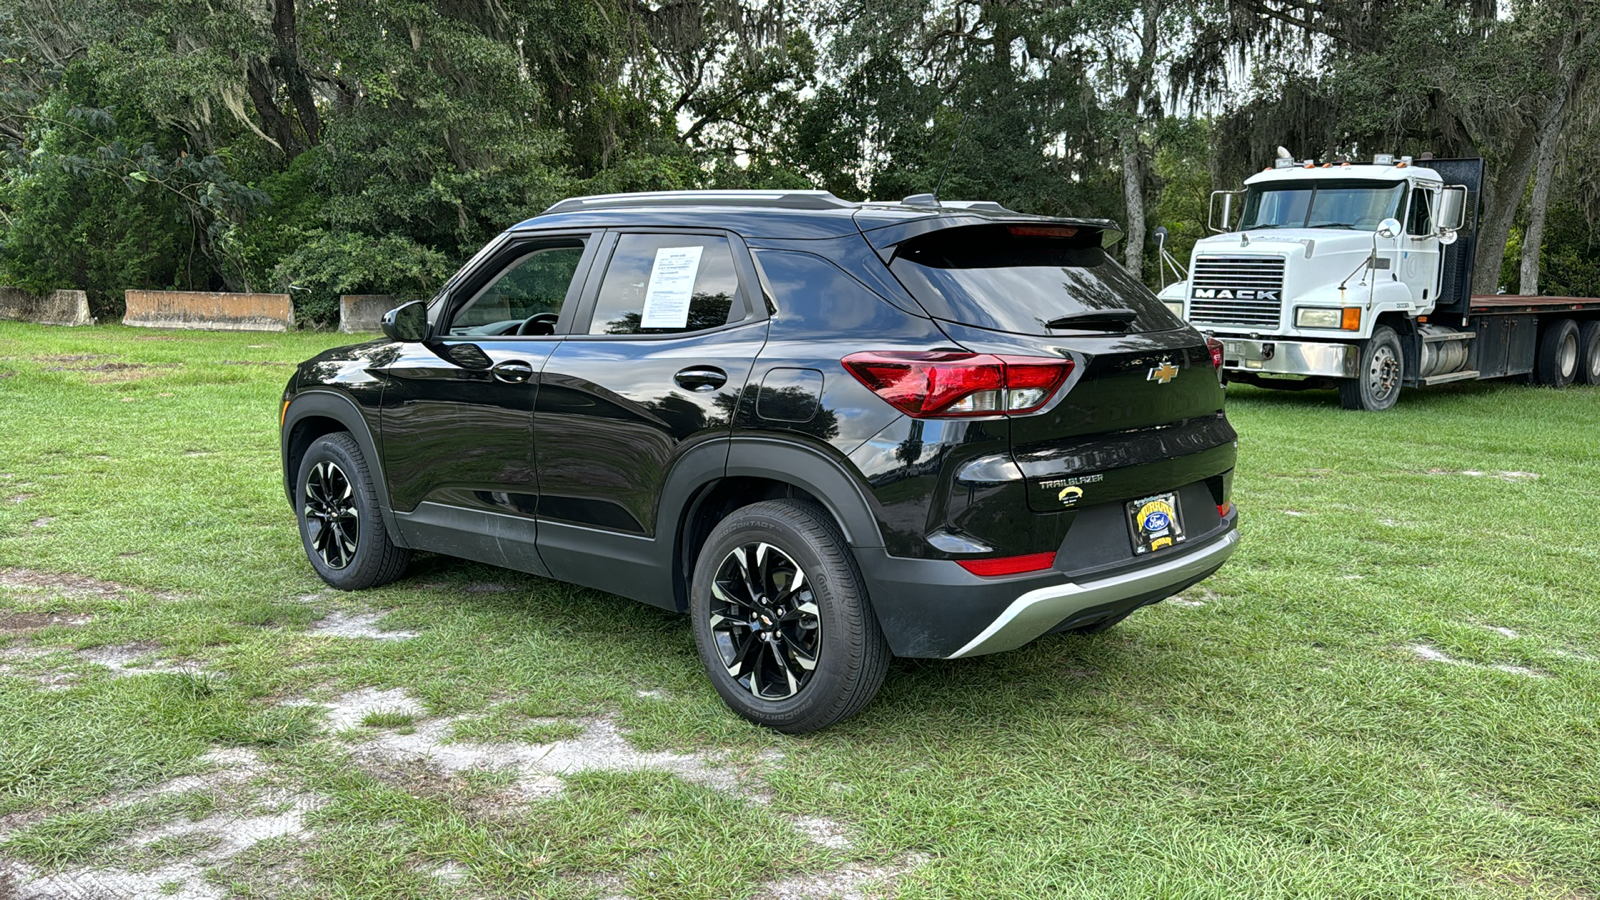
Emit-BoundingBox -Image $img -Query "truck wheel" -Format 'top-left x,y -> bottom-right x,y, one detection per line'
689,500 -> 890,734
1535,319 -> 1580,388
1576,321 -> 1600,386
1339,325 -> 1403,411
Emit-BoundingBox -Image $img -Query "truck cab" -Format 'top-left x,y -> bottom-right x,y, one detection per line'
1159,154 -> 1474,410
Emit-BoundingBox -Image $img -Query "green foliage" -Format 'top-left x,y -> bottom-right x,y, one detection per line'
274,232 -> 452,327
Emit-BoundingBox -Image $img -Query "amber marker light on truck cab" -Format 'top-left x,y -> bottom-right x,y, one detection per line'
281,399 -> 290,427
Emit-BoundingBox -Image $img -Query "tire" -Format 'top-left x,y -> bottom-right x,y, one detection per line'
1535,318 -> 1580,387
1339,325 -> 1404,411
689,500 -> 890,734
296,432 -> 411,590
1573,321 -> 1600,386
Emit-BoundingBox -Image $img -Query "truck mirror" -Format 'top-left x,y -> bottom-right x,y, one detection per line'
1208,191 -> 1242,233
1153,225 -> 1169,247
1437,186 -> 1468,231
1376,218 -> 1402,240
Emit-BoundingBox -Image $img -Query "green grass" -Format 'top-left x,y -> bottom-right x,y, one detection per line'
1,322 -> 1598,899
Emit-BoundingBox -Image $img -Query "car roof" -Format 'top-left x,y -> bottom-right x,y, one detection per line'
511,190 -> 1121,242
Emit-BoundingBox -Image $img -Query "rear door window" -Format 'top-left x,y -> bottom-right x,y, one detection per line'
887,224 -> 1184,335
587,233 -> 747,335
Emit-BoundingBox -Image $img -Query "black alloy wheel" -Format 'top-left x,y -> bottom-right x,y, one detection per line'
708,542 -> 823,700
296,432 -> 411,590
690,500 -> 889,733
304,460 -> 359,570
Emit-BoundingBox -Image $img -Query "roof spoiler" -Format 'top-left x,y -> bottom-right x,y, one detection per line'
857,213 -> 1124,263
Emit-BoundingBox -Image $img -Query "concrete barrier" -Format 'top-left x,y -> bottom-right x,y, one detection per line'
0,287 -> 93,326
340,294 -> 395,334
123,290 -> 294,332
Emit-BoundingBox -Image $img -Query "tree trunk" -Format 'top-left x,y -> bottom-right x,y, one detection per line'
1121,129 -> 1146,278
270,0 -> 321,149
1519,109 -> 1564,295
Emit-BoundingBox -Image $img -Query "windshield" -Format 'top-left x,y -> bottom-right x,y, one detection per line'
1238,180 -> 1407,231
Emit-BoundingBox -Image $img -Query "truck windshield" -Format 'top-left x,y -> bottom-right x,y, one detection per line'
1238,180 -> 1406,231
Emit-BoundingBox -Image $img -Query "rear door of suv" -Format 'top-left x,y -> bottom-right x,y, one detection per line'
531,229 -> 770,605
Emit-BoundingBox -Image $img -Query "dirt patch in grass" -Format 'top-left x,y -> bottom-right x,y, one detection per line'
754,852 -> 930,900
0,568 -> 135,599
1407,644 -> 1547,678
0,611 -> 93,635
306,610 -> 418,641
76,643 -> 208,678
218,360 -> 291,367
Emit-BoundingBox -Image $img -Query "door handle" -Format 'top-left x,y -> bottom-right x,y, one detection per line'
674,366 -> 727,392
491,360 -> 535,384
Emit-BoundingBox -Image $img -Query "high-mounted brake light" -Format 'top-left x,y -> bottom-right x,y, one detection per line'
957,551 -> 1057,577
1007,225 -> 1078,238
1206,337 -> 1225,369
842,351 -> 1073,418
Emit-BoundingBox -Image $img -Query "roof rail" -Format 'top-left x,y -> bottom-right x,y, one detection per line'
541,190 -> 859,215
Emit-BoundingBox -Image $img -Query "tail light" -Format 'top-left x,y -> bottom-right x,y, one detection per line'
1206,337 -> 1225,369
842,351 -> 1073,418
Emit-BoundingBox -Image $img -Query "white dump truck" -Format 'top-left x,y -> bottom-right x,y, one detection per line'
1156,154 -> 1600,410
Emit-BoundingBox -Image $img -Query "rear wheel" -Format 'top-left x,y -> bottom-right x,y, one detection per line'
296,433 -> 411,590
689,500 -> 889,734
1535,318 -> 1580,387
1575,321 -> 1600,386
1339,325 -> 1403,411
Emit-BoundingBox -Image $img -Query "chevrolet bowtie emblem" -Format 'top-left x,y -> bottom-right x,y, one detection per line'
1147,359 -> 1180,384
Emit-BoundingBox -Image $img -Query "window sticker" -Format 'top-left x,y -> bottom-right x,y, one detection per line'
639,246 -> 704,329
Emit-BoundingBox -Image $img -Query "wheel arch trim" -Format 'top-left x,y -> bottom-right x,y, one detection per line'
281,391 -> 405,544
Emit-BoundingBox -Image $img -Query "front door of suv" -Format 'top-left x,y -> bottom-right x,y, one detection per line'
376,231 -> 597,575
533,230 -> 769,604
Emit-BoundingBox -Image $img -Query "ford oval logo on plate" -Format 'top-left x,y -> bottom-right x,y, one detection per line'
1143,511 -> 1170,532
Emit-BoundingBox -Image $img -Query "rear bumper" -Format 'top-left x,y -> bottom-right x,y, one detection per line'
1219,337 -> 1358,378
945,527 -> 1238,657
857,493 -> 1238,658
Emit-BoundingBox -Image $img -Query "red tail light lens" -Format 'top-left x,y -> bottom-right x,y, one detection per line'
957,551 -> 1058,577
842,352 -> 1072,418
1206,337 -> 1225,369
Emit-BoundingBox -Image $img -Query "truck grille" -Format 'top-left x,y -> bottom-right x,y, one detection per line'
1188,256 -> 1286,329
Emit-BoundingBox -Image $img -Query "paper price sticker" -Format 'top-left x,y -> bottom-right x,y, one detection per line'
640,246 -> 704,329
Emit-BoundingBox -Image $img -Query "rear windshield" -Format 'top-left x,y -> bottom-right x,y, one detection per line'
887,224 -> 1183,335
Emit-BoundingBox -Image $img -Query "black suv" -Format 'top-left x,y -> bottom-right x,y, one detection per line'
281,190 -> 1239,733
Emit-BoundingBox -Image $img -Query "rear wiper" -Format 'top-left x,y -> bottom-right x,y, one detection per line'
1044,309 -> 1138,331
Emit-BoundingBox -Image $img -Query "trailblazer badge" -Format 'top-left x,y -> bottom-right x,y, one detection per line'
1127,492 -> 1185,555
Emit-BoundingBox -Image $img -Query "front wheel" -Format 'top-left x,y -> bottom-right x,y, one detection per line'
689,500 -> 890,734
296,433 -> 411,590
1339,325 -> 1404,411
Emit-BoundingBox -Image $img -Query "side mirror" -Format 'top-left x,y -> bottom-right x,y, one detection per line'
1207,191 -> 1243,233
1376,218 -> 1402,240
381,300 -> 428,342
1153,225 -> 1169,248
1437,186 -> 1468,231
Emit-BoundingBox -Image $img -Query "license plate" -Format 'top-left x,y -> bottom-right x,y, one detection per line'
1128,492 -> 1185,555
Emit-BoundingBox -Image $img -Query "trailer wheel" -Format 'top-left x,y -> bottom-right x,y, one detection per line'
1535,319 -> 1580,388
1339,325 -> 1403,412
1577,321 -> 1600,386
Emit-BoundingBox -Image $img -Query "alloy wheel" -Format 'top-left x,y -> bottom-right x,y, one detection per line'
708,542 -> 822,700
304,460 -> 359,569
